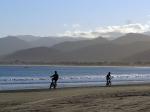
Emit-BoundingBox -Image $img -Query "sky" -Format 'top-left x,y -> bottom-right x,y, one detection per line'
1,0 -> 150,38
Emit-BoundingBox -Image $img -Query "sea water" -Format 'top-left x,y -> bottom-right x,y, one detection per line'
0,65 -> 150,90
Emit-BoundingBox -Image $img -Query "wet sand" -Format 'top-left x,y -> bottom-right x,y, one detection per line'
0,84 -> 150,112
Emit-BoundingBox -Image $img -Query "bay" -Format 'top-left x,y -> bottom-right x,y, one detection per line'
0,65 -> 150,90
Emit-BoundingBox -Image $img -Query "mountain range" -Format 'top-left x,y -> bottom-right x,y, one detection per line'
0,35 -> 84,56
1,33 -> 150,65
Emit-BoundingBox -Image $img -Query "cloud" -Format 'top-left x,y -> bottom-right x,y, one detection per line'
59,23 -> 150,39
72,24 -> 81,28
63,24 -> 68,27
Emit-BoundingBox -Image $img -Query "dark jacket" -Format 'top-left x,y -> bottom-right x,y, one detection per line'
51,73 -> 59,81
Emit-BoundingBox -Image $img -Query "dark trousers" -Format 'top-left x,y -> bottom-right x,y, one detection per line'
106,79 -> 111,86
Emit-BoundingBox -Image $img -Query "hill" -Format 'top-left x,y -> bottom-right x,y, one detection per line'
112,33 -> 150,44
3,47 -> 62,63
2,33 -> 150,65
30,36 -> 84,47
0,36 -> 32,56
51,36 -> 109,52
124,49 -> 150,63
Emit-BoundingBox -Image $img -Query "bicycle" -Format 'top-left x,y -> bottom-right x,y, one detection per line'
49,80 -> 57,89
106,76 -> 113,87
106,79 -> 111,86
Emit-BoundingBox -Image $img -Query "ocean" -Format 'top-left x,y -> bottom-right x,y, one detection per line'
0,65 -> 150,90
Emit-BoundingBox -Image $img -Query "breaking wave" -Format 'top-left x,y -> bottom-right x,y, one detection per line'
0,73 -> 150,85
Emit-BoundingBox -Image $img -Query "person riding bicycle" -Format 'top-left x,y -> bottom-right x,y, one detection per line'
50,71 -> 59,89
106,72 -> 112,86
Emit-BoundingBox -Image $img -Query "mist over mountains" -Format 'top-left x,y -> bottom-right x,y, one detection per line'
1,33 -> 150,65
0,35 -> 84,56
0,36 -> 32,56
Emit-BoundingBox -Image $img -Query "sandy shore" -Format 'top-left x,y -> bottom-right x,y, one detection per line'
0,84 -> 150,112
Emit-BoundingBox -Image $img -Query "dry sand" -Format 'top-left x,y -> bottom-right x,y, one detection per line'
0,84 -> 150,112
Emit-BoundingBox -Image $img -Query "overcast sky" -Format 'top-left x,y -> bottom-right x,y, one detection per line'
1,0 -> 150,38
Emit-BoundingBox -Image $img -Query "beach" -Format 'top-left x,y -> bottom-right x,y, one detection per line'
0,84 -> 150,112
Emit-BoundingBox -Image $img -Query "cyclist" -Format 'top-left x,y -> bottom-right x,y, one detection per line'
49,71 -> 59,89
106,72 -> 112,86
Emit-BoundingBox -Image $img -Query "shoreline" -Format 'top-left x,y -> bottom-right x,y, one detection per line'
0,82 -> 150,93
